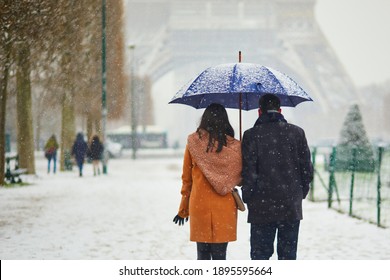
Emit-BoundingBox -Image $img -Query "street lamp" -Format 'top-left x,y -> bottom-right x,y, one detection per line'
101,0 -> 108,173
129,44 -> 137,159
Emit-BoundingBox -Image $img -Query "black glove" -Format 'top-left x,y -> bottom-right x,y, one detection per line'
173,214 -> 188,226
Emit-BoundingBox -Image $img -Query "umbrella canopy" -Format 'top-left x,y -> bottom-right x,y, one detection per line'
169,63 -> 313,110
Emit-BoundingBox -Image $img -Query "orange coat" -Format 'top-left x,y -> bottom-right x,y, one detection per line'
178,131 -> 242,243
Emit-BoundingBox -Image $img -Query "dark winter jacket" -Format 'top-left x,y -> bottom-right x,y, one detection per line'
71,133 -> 88,164
88,138 -> 104,161
241,112 -> 313,224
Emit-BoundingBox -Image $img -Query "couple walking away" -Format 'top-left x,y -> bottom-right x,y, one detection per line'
173,94 -> 314,260
71,133 -> 104,177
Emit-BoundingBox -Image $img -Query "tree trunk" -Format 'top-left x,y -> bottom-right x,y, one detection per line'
86,113 -> 93,142
95,118 -> 101,138
16,41 -> 35,174
35,109 -> 42,151
60,92 -> 75,171
0,42 -> 12,185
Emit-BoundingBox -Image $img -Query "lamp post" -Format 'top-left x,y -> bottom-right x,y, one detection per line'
101,0 -> 108,173
129,44 -> 137,159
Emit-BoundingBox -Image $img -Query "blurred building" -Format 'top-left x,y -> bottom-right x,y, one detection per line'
124,0 -> 386,147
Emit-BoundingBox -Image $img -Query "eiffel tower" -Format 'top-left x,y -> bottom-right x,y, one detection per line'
125,0 -> 359,145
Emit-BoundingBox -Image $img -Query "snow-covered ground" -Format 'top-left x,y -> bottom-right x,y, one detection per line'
1,150 -> 390,260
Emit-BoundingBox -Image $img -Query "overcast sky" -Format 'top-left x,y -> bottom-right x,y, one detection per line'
315,0 -> 390,87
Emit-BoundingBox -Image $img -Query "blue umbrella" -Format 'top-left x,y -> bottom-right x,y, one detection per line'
169,62 -> 313,138
169,63 -> 312,110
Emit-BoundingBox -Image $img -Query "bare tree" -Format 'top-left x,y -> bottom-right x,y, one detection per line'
106,0 -> 126,121
1,0 -> 60,175
1,0 -> 127,181
15,39 -> 35,174
0,0 -> 14,184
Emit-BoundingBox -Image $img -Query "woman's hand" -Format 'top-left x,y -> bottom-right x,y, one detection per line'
173,214 -> 188,226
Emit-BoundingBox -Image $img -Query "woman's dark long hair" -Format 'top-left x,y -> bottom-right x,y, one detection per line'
197,103 -> 234,153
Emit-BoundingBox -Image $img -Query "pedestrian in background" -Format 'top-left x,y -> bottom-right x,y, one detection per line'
241,94 -> 313,260
44,134 -> 59,174
173,103 -> 242,260
71,132 -> 88,177
88,135 -> 104,176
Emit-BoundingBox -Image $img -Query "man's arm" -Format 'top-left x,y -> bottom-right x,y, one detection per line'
299,131 -> 314,198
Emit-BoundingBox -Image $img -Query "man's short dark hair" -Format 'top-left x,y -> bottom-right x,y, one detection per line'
259,94 -> 281,112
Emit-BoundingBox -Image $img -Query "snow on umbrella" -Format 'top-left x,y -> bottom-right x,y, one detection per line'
169,63 -> 313,110
169,62 -> 313,138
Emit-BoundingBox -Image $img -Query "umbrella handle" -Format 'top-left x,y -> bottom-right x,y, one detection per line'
239,51 -> 242,141
239,93 -> 242,141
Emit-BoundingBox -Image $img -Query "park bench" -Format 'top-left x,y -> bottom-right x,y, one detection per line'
4,154 -> 28,184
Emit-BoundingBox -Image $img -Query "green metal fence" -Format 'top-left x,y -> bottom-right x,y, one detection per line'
309,145 -> 390,228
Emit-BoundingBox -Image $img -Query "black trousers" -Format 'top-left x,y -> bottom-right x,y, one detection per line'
196,242 -> 228,260
250,221 -> 300,260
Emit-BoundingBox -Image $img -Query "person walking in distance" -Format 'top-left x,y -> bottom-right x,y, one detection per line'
44,134 -> 59,174
88,135 -> 104,176
71,132 -> 88,177
241,94 -> 313,260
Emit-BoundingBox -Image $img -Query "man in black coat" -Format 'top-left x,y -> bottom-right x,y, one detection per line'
241,94 -> 313,260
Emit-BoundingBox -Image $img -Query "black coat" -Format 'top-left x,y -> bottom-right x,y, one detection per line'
241,112 -> 313,224
89,140 -> 104,160
72,134 -> 88,164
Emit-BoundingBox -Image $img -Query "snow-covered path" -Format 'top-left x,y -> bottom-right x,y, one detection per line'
1,151 -> 389,260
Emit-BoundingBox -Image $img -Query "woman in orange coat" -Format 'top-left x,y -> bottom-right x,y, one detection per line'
173,103 -> 242,260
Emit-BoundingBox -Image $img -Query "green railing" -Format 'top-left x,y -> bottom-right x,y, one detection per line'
309,145 -> 390,228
